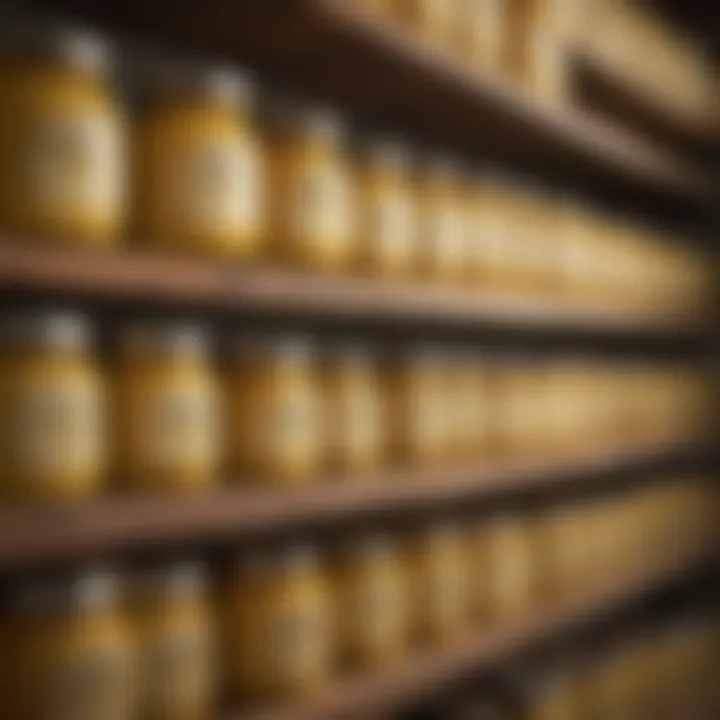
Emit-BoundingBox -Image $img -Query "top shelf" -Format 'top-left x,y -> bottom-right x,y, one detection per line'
37,0 -> 717,216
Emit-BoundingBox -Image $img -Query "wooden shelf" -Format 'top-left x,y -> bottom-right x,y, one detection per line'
571,48 -> 720,165
243,543 -> 715,719
0,438 -> 702,573
0,242 -> 706,341
35,0 -> 717,214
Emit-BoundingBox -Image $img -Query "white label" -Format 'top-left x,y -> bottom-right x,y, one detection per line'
27,111 -> 123,214
15,376 -> 103,480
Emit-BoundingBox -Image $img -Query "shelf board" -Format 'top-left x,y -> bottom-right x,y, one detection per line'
243,543 -> 715,719
0,242 -> 705,340
0,438 -> 701,573
35,0 -> 717,213
571,48 -> 720,165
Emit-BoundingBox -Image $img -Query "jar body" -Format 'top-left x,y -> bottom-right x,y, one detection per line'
0,60 -> 124,244
224,554 -> 331,702
269,133 -> 353,272
135,100 -> 264,257
227,349 -> 321,484
114,356 -> 218,493
456,0 -> 506,72
397,0 -> 455,45
0,350 -> 105,503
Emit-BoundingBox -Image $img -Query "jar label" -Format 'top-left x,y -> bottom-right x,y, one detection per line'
354,577 -> 401,639
427,205 -> 464,271
15,376 -> 103,481
425,560 -> 465,623
372,192 -> 414,264
27,110 -> 123,215
43,644 -> 132,720
139,384 -> 217,468
266,603 -> 326,680
339,392 -> 380,449
266,392 -> 318,454
173,138 -> 263,232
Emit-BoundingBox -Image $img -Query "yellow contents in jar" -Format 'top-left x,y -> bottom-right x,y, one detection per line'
268,107 -> 354,271
384,347 -> 449,466
323,345 -> 383,475
2,570 -> 135,720
355,138 -> 416,279
417,158 -> 466,283
455,0 -> 506,72
471,173 -> 510,292
0,23 -> 125,244
227,336 -> 321,484
331,535 -> 407,670
114,324 -> 219,493
404,522 -> 468,646
0,311 -> 105,504
130,562 -> 214,720
395,0 -> 456,46
223,546 -> 331,702
134,64 -> 263,256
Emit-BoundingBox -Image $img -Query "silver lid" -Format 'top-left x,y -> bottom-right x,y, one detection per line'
120,322 -> 210,359
0,310 -> 92,352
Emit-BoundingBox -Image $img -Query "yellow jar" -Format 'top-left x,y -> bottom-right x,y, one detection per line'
416,157 -> 466,284
481,515 -> 532,619
2,570 -> 135,720
471,173 -> 511,292
496,359 -> 540,458
323,345 -> 383,475
268,107 -> 354,271
130,562 -> 214,720
456,0 -> 506,72
448,350 -> 489,460
114,324 -> 218,494
396,0 -> 456,45
0,22 -> 125,244
0,311 -> 105,503
355,138 -> 416,280
227,336 -> 321,484
134,63 -> 264,257
384,347 -> 449,466
403,522 -> 468,646
224,545 -> 331,703
331,535 -> 407,670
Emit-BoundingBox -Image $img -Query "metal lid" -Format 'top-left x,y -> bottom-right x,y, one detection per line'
0,310 -> 92,352
133,560 -> 208,601
358,136 -> 412,170
234,333 -> 316,362
120,322 -> 210,359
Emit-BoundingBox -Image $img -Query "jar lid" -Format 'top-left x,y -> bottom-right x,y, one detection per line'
0,310 -> 92,352
359,136 -> 412,170
0,17 -> 111,76
346,534 -> 396,558
234,333 -> 316,362
133,560 -> 208,600
425,153 -> 462,181
120,322 -> 210,359
326,341 -> 375,364
268,99 -> 345,142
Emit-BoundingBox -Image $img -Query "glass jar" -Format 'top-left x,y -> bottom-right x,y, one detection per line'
0,311 -> 105,503
223,545 -> 331,703
0,22 -> 125,244
331,535 -> 407,670
456,0 -> 506,72
226,335 -> 322,484
1,570 -> 135,720
383,347 -> 449,466
403,522 -> 468,646
447,350 -> 489,460
323,344 -> 383,475
134,63 -> 264,257
130,562 -> 214,720
114,323 -> 218,494
416,157 -> 466,284
267,106 -> 354,272
355,138 -> 415,280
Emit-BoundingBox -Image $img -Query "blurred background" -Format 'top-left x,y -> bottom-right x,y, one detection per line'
0,1 -> 716,719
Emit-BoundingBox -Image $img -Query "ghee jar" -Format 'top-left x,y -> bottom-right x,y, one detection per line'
416,157 -> 466,284
481,514 -> 532,619
456,0 -> 506,72
267,105 -> 354,271
331,535 -> 407,670
114,323 -> 218,494
224,545 -> 331,703
227,335 -> 321,484
1,570 -> 135,720
0,22 -> 125,244
448,350 -> 489,459
134,63 -> 264,257
130,562 -> 214,720
355,138 -> 416,279
396,0 -> 456,45
0,311 -> 105,504
403,522 -> 468,646
323,344 -> 383,475
383,346 -> 449,466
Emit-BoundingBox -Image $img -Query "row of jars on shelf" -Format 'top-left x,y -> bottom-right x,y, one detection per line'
363,0 -> 576,103
0,310 -> 710,504
428,616 -> 718,720
1,477 -> 714,718
0,19 -> 710,314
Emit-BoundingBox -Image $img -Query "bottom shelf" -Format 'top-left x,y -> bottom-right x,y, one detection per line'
244,542 -> 716,720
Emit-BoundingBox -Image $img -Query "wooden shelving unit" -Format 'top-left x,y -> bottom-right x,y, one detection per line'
240,542 -> 715,720
35,0 -> 717,214
0,437 -> 701,573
